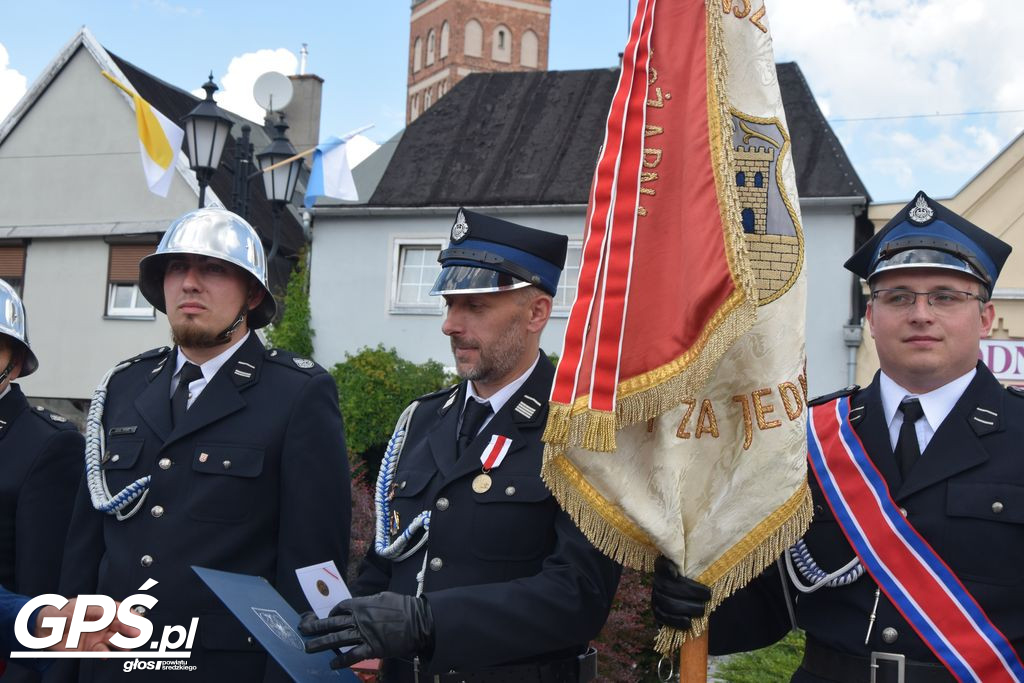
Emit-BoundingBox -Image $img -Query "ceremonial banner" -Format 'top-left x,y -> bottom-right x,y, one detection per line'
541,0 -> 811,650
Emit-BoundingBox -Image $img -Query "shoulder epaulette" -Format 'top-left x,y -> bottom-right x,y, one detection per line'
808,385 -> 860,407
265,348 -> 325,375
414,383 -> 459,405
122,346 -> 171,365
29,405 -> 77,430
1007,385 -> 1024,399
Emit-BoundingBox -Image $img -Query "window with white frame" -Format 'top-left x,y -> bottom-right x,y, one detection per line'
552,241 -> 582,315
106,243 -> 156,319
392,240 -> 444,313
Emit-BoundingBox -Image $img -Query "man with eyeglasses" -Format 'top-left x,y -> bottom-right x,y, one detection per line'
652,191 -> 1024,681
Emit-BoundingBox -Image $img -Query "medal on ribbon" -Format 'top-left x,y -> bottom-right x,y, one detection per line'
473,434 -> 513,493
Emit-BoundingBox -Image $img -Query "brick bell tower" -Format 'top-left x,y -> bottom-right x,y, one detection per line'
407,0 -> 551,123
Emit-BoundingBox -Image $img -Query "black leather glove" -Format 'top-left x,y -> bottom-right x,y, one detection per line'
651,555 -> 712,630
300,592 -> 435,670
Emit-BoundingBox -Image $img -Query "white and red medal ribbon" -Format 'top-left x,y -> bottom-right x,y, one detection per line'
808,397 -> 1024,682
480,435 -> 513,471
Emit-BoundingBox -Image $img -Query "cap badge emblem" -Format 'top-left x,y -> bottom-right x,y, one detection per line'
452,210 -> 469,241
908,195 -> 934,224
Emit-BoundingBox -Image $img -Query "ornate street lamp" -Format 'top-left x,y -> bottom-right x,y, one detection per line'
256,117 -> 304,261
181,75 -> 233,208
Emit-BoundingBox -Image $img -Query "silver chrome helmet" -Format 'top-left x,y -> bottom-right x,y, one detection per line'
139,208 -> 276,328
0,279 -> 38,377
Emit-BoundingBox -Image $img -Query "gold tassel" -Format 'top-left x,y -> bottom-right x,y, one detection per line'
580,410 -> 618,452
541,453 -> 659,571
652,484 -> 813,655
541,401 -> 572,446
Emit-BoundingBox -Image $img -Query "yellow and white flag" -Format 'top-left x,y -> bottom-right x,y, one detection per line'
102,71 -> 184,197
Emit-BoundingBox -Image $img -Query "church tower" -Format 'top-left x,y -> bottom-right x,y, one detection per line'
407,0 -> 551,123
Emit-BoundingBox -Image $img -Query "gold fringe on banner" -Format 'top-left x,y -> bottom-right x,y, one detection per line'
541,401 -> 572,446
653,483 -> 813,654
541,448 -> 660,570
579,410 -> 617,452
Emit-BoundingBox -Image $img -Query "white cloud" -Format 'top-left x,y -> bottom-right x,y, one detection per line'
768,0 -> 1024,197
0,43 -> 28,122
194,49 -> 298,124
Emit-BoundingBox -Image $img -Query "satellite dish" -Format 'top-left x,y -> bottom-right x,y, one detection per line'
253,72 -> 294,112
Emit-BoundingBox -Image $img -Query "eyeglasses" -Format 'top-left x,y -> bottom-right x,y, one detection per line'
870,288 -> 986,310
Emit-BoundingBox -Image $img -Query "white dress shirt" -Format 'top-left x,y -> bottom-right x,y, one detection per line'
169,332 -> 250,409
879,367 -> 976,454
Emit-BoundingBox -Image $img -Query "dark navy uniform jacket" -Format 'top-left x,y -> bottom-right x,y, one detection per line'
709,363 -> 1024,680
352,355 -> 621,682
56,335 -> 350,682
0,385 -> 82,683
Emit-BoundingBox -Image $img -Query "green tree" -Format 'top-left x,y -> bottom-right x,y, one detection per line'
265,247 -> 314,357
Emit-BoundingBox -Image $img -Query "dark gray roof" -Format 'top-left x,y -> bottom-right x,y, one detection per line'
777,62 -> 869,200
370,63 -> 868,206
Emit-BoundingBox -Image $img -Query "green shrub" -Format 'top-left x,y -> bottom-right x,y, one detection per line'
331,345 -> 452,456
714,630 -> 805,682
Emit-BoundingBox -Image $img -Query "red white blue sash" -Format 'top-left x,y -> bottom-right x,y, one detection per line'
807,397 -> 1024,682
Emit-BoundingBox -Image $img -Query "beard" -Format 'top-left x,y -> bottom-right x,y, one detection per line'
170,319 -> 226,349
451,314 -> 527,384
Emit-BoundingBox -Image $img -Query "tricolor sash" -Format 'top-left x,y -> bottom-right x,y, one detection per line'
807,397 -> 1024,682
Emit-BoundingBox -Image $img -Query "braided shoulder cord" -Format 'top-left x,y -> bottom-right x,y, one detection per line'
85,361 -> 151,520
785,538 -> 864,593
374,402 -> 431,563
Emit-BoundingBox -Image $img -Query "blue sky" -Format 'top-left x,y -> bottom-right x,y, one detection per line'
3,0 -> 1023,203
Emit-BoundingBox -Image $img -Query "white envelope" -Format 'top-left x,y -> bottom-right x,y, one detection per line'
296,561 -> 351,618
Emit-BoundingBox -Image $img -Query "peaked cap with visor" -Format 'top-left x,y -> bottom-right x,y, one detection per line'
430,208 -> 568,297
845,190 -> 1011,295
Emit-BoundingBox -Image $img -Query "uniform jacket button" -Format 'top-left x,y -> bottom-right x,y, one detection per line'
110,454 -> 120,463
151,505 -> 164,518
140,554 -> 154,567
505,486 -> 516,496
222,460 -> 232,470
132,605 -> 147,616
992,501 -> 1004,514
435,497 -> 449,511
158,458 -> 172,470
881,627 -> 898,644
429,557 -> 443,571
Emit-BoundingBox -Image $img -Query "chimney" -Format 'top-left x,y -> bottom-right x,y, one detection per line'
282,45 -> 322,163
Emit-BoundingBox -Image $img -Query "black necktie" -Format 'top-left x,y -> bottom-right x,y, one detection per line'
171,362 -> 203,427
895,398 -> 924,479
458,400 -> 492,456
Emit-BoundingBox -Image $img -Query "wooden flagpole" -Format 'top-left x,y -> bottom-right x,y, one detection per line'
679,632 -> 708,682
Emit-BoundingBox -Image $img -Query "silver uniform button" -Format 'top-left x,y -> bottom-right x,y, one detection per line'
399,480 -> 407,489
435,498 -> 449,511
992,501 -> 1004,514
222,460 -> 232,470
429,557 -> 443,571
505,486 -> 516,496
158,458 -> 172,470
140,554 -> 154,567
899,507 -> 908,517
247,636 -> 254,645
151,505 -> 164,518
132,605 -> 147,616
881,627 -> 898,644
111,454 -> 120,463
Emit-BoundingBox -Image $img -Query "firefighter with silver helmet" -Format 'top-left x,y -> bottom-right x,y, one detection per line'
0,279 -> 84,682
58,208 -> 351,682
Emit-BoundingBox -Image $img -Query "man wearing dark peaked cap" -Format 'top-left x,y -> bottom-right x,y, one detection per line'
56,208 -> 350,682
301,208 -> 621,683
653,190 -> 1024,681
0,281 -> 83,683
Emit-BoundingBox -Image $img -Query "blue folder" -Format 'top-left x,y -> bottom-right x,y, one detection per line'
193,566 -> 357,682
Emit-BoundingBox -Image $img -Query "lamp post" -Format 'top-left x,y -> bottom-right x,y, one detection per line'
181,76 -> 304,224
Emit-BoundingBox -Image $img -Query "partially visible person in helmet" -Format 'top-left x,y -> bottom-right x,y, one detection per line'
58,208 -> 351,683
0,280 -> 83,683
